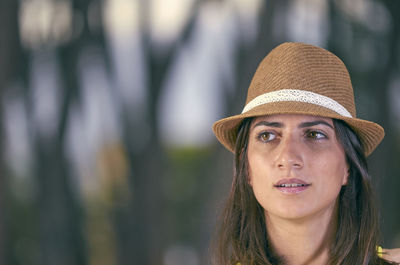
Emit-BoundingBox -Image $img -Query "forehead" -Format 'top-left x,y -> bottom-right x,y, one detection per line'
251,114 -> 334,125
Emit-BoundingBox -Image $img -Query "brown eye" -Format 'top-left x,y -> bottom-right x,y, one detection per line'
307,131 -> 326,139
259,132 -> 276,142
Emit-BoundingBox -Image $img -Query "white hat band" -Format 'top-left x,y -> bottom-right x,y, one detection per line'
242,89 -> 353,118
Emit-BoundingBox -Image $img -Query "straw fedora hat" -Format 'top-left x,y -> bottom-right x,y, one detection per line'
212,42 -> 384,156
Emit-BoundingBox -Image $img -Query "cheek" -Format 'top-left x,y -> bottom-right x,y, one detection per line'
248,154 -> 275,203
312,153 -> 348,189
248,151 -> 271,184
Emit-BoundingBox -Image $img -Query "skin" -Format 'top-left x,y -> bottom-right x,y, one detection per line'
247,114 -> 349,265
382,248 -> 400,264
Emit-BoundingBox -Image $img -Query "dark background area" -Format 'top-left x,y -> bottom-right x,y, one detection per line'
0,0 -> 399,265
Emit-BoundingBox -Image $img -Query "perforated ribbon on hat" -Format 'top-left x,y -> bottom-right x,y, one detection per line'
242,89 -> 353,118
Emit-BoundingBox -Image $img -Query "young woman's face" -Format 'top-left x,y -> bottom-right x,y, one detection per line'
247,114 -> 349,221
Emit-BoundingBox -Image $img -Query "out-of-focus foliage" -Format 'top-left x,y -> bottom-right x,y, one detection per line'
0,0 -> 399,265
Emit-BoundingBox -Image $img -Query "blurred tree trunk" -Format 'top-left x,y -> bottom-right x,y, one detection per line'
373,0 -> 400,246
117,2 -> 200,264
0,0 -> 22,264
25,0 -> 108,263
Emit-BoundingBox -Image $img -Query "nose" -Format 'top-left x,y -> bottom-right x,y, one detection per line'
274,135 -> 304,170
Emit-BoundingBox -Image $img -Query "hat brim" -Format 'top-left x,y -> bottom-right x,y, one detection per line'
212,101 -> 384,156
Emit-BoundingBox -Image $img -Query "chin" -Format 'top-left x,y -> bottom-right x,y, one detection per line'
274,210 -> 311,221
265,205 -> 312,221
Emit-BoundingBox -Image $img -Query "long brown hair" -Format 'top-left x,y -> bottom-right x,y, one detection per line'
212,117 -> 387,265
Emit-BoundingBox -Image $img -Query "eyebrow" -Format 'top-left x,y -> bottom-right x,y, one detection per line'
298,120 -> 334,129
253,120 -> 334,129
253,121 -> 283,128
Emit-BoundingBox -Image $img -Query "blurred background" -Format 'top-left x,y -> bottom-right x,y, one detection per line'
0,0 -> 399,264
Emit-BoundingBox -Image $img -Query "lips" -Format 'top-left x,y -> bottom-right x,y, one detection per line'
274,178 -> 311,194
277,183 -> 308,187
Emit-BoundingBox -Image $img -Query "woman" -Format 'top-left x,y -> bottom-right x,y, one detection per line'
211,42 -> 399,265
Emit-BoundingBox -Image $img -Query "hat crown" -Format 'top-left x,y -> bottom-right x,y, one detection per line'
246,42 -> 356,117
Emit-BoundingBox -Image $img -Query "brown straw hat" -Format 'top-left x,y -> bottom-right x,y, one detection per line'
212,42 -> 384,156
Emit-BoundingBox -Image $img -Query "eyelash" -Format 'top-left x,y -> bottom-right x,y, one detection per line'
305,130 -> 328,140
257,131 -> 277,143
256,130 -> 328,143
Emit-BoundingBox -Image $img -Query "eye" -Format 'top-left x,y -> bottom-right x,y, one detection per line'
306,130 -> 327,139
258,132 -> 276,142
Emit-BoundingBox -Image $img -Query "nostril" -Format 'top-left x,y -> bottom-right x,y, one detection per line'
277,161 -> 303,169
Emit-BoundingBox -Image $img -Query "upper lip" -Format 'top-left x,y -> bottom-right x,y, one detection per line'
274,178 -> 311,187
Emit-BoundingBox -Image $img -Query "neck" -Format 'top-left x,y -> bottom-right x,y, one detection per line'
265,207 -> 338,265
